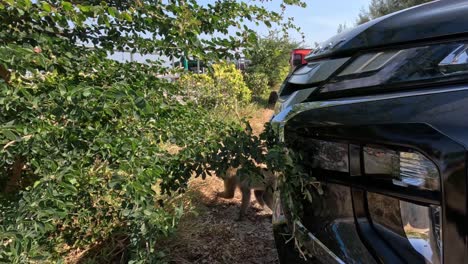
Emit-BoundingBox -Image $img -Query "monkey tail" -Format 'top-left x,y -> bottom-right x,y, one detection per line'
254,190 -> 265,207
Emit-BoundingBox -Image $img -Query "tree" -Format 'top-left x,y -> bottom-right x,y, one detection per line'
357,0 -> 432,25
0,0 -> 307,262
337,23 -> 348,34
245,31 -> 302,89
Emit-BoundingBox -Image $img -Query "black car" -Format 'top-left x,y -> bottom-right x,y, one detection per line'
271,1 -> 468,263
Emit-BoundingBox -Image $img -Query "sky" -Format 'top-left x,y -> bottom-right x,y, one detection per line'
111,0 -> 372,63
257,0 -> 372,46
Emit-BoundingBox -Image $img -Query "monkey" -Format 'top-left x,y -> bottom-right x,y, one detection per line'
217,166 -> 275,221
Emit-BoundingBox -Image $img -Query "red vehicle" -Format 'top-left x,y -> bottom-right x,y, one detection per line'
290,48 -> 312,69
268,49 -> 313,106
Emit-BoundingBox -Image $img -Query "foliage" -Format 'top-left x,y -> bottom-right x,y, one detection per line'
178,73 -> 218,108
357,0 -> 432,25
0,57 -> 240,262
245,31 -> 301,89
0,0 -> 307,262
192,121 -> 320,259
212,62 -> 251,104
260,124 -> 319,224
278,65 -> 291,87
0,0 -> 305,60
244,72 -> 270,98
178,62 -> 251,109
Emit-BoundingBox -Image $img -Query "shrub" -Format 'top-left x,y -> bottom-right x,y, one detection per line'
0,0 -> 306,262
277,65 -> 291,89
212,62 -> 252,104
178,62 -> 251,110
0,58 -> 239,262
178,73 -> 219,108
245,31 -> 300,88
244,72 -> 270,98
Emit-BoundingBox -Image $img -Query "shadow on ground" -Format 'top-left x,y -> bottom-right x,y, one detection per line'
155,176 -> 279,264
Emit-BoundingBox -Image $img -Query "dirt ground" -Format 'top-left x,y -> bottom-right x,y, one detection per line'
157,108 -> 277,264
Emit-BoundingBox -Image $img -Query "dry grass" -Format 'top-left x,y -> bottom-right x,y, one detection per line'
156,176 -> 278,264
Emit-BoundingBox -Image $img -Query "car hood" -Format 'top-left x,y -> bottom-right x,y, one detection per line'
307,0 -> 468,61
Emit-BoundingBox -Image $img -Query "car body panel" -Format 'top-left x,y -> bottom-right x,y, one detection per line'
297,183 -> 376,264
272,86 -> 468,263
272,1 -> 468,263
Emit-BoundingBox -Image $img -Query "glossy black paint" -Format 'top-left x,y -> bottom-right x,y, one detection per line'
273,1 -> 468,262
279,87 -> 468,263
299,183 -> 376,263
367,192 -> 430,263
308,0 -> 468,61
351,188 -> 405,264
273,224 -> 313,264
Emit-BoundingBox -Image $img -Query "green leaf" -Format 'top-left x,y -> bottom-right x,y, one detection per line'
2,130 -> 16,141
121,12 -> 132,22
33,181 -> 41,188
68,178 -> 78,185
62,1 -> 72,11
108,7 -> 117,17
78,4 -> 90,12
41,2 -> 51,12
83,90 -> 91,97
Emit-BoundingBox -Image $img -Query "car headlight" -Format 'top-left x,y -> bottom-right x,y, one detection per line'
279,58 -> 349,96
321,42 -> 468,93
271,133 -> 444,263
362,146 -> 442,263
363,146 -> 440,191
288,58 -> 349,86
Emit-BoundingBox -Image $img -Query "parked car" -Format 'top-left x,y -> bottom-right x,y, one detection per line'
271,1 -> 468,263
